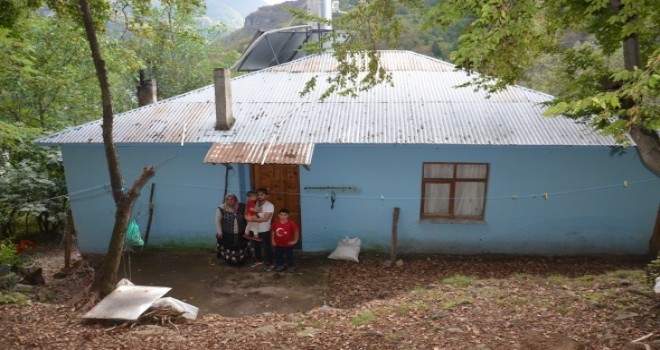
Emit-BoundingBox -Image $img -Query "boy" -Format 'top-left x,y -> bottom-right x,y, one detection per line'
270,208 -> 300,273
243,191 -> 261,241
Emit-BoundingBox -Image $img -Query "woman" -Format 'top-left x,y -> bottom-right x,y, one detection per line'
215,193 -> 250,266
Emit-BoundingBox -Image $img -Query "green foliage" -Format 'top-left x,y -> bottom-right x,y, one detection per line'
0,292 -> 30,304
440,274 -> 478,288
646,255 -> 660,286
0,121 -> 66,237
295,0 -> 425,99
111,0 -> 239,102
350,310 -> 377,325
0,1 -> 241,239
327,0 -> 660,172
0,240 -> 21,266
440,295 -> 473,308
0,12 -> 102,129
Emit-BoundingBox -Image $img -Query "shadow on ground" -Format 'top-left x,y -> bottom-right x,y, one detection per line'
116,249 -> 332,317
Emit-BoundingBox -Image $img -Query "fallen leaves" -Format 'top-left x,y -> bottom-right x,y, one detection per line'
1,247 -> 659,349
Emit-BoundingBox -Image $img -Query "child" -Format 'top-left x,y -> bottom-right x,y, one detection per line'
270,208 -> 300,273
243,190 -> 261,241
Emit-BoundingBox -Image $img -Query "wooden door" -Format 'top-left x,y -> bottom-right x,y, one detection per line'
251,164 -> 302,248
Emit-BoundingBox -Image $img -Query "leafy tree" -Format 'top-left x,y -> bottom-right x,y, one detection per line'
118,0 -> 238,100
32,0 -> 160,297
1,0 -> 233,297
0,121 -> 66,237
0,14 -> 102,129
318,0 -> 660,174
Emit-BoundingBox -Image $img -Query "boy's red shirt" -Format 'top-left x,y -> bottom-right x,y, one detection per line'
271,220 -> 299,247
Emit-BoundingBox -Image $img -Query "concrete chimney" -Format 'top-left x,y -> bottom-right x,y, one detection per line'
214,68 -> 235,130
137,69 -> 157,106
308,0 -> 332,30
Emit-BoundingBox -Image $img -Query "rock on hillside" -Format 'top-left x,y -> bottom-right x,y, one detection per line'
203,0 -> 268,29
222,0 -> 307,52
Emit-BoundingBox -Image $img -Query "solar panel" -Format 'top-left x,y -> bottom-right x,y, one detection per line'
232,25 -> 344,72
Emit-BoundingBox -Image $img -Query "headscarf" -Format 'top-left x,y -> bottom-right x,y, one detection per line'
222,193 -> 239,213
220,193 -> 241,237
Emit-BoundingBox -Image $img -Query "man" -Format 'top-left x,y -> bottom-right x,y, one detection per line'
248,188 -> 275,270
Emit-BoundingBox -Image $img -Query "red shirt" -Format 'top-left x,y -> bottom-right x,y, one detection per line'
271,220 -> 299,247
245,200 -> 258,218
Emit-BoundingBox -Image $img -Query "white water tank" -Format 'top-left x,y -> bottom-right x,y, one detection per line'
308,0 -> 332,30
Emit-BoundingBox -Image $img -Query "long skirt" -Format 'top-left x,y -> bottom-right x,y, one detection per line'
216,233 -> 251,266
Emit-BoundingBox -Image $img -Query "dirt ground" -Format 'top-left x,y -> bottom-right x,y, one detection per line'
2,244 -> 660,349
116,249 -> 331,317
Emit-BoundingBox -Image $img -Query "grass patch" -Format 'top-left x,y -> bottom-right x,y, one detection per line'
530,298 -> 552,308
496,296 -> 528,306
412,287 -> 447,300
573,275 -> 597,287
579,290 -> 610,304
610,269 -> 644,280
546,269 -> 645,290
510,273 -> 535,280
546,274 -> 570,284
577,288 -> 646,309
0,292 -> 30,305
350,311 -> 377,325
441,275 -> 478,288
483,289 -> 508,299
389,304 -> 412,314
441,296 -> 474,308
413,286 -> 428,295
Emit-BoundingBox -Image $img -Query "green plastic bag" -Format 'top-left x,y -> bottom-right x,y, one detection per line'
125,219 -> 144,247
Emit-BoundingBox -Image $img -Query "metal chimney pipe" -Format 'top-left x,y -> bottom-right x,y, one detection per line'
137,69 -> 157,106
308,0 -> 332,30
214,68 -> 234,130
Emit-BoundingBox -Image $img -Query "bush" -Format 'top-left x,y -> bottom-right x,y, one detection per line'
646,255 -> 660,286
0,122 -> 67,238
0,240 -> 22,267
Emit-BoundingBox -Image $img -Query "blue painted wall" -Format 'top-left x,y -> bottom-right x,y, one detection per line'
62,144 -> 246,252
61,143 -> 659,255
299,144 -> 659,254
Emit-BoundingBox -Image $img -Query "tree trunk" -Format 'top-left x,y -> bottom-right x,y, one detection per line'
610,0 -> 660,175
64,208 -> 75,269
630,126 -> 660,175
79,0 -> 155,297
90,202 -> 132,295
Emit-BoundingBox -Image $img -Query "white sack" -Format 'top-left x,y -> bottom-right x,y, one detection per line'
328,236 -> 361,262
151,297 -> 199,320
116,278 -> 134,287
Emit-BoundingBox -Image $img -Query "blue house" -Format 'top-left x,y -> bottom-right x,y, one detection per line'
36,51 -> 659,255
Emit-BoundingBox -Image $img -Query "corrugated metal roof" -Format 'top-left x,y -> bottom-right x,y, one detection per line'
204,142 -> 314,165
36,50 -> 616,164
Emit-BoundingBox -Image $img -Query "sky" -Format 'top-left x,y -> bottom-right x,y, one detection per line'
263,0 -> 289,4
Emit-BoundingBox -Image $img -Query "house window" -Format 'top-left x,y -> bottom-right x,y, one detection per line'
421,162 -> 489,221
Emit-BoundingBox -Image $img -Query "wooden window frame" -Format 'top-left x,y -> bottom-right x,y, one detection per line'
420,162 -> 489,222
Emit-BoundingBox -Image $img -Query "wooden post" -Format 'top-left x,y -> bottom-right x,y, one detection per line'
64,209 -> 75,269
143,183 -> 156,248
390,207 -> 400,266
649,205 -> 660,258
